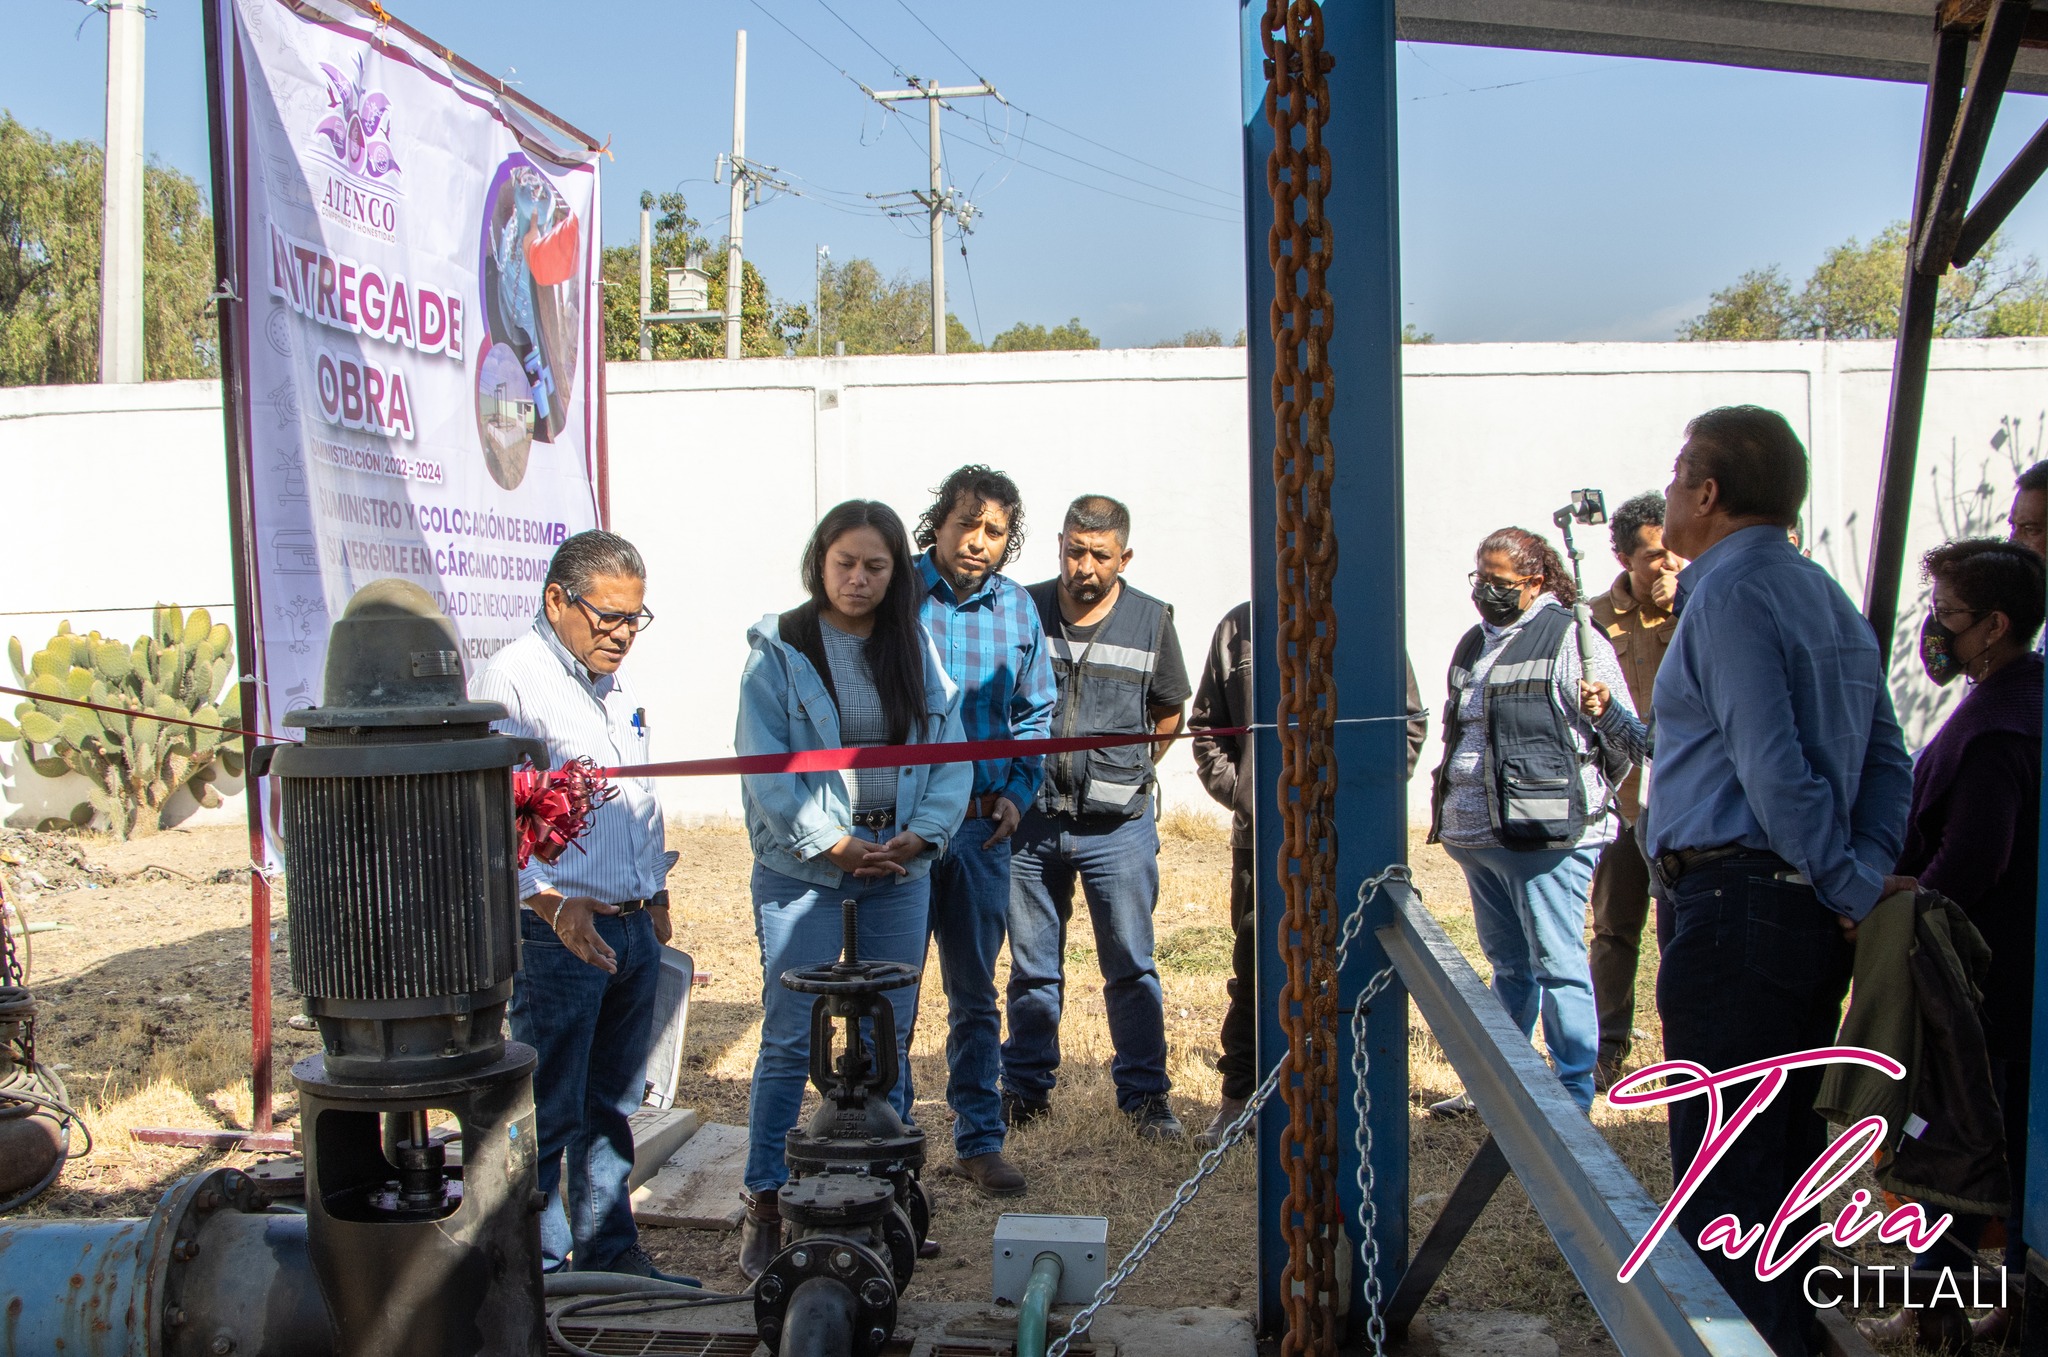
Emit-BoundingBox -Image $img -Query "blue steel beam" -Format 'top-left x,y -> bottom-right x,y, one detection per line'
1242,0 -> 1411,1338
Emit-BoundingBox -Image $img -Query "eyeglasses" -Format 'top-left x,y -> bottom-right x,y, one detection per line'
566,591 -> 655,635
1932,605 -> 1982,626
1467,571 -> 1537,589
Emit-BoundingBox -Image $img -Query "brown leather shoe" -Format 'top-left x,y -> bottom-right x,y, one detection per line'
738,1189 -> 782,1280
954,1151 -> 1027,1197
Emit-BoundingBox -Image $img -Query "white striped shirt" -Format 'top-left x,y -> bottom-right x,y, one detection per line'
470,614 -> 669,905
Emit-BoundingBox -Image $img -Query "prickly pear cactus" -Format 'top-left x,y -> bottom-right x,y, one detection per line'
1,607 -> 245,838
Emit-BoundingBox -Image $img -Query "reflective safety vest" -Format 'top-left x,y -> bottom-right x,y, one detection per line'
1028,580 -> 1171,820
1429,604 -> 1589,851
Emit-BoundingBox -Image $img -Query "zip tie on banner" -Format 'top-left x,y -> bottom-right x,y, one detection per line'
0,685 -> 295,746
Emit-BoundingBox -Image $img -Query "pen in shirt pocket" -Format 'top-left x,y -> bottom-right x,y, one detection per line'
631,707 -> 649,741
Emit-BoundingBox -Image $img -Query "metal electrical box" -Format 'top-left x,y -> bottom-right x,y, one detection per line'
992,1213 -> 1110,1305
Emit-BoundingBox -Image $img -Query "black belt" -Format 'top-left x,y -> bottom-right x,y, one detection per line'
612,897 -> 649,916
849,809 -> 896,831
1652,844 -> 1807,890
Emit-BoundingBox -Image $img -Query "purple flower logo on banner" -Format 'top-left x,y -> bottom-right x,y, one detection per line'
313,54 -> 399,182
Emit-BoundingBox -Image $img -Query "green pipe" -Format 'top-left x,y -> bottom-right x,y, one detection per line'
1016,1252 -> 1065,1357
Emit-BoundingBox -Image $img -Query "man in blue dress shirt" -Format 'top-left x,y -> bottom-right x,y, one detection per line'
1642,406 -> 1914,1356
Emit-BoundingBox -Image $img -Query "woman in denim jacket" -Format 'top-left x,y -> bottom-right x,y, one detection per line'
733,499 -> 969,1277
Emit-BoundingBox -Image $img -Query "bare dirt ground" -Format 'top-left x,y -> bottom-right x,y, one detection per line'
5,815 -> 1925,1350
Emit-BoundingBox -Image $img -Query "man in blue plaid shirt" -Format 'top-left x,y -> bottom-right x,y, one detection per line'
913,465 -> 1057,1197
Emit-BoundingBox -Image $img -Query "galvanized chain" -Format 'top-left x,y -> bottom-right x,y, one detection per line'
1045,866 -> 1402,1357
1262,2 -> 1340,1353
1344,866 -> 1416,1357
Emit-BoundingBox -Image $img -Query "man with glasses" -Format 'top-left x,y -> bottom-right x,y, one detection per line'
472,529 -> 686,1282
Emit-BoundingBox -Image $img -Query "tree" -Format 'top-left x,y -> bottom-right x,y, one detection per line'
990,317 -> 1099,352
599,191 -> 799,360
1402,322 -> 1436,344
783,255 -> 980,355
1,112 -> 217,384
1680,223 -> 2048,340
1150,326 -> 1226,348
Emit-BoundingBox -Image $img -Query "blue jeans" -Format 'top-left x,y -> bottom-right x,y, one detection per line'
1657,862 -> 1852,1357
1004,804 -> 1168,1112
747,837 -> 930,1193
1444,840 -> 1601,1111
509,906 -> 660,1273
923,814 -> 1013,1159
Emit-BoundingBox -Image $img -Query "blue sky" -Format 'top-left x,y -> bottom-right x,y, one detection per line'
11,0 -> 2048,347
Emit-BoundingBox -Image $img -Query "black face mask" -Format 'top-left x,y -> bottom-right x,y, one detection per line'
1472,580 -> 1525,626
1919,611 -> 1982,687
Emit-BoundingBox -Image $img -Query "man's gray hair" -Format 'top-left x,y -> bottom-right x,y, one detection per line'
1064,494 -> 1131,546
545,530 -> 646,596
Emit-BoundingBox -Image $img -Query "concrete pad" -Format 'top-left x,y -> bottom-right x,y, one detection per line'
630,1121 -> 747,1230
626,1106 -> 701,1191
1427,1310 -> 1559,1357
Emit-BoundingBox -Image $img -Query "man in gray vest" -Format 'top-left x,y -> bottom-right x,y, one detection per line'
1001,495 -> 1193,1139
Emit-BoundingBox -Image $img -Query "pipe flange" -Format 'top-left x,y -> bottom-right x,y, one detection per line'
783,1128 -> 925,1182
753,1237 -> 895,1357
148,1166 -> 266,1353
777,1172 -> 895,1232
878,1201 -> 917,1289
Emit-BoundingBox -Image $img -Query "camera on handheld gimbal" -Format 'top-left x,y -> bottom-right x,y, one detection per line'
1552,489 -> 1607,532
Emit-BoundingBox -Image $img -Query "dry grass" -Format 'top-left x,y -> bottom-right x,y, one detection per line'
9,817 -> 1938,1350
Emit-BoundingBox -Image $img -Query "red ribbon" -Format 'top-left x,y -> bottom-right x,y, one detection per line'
512,756 -> 619,868
596,726 -> 1248,780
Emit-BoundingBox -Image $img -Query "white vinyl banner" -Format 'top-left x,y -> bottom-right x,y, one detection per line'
218,0 -> 602,775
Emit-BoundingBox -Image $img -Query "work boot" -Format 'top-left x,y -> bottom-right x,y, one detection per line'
600,1244 -> 701,1288
954,1151 -> 1027,1197
738,1189 -> 782,1280
1002,1090 -> 1050,1131
1127,1095 -> 1185,1142
1194,1094 -> 1250,1150
1595,1058 -> 1625,1095
1428,1092 -> 1477,1119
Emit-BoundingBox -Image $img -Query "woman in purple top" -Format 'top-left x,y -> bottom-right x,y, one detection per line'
1874,538 -> 2042,1346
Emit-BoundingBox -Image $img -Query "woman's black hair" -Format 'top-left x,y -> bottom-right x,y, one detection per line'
1478,526 -> 1577,608
1921,536 -> 2047,648
803,500 -> 928,744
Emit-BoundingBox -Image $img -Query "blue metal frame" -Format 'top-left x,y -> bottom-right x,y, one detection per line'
1241,0 -> 1411,1336
2032,719 -> 2047,1264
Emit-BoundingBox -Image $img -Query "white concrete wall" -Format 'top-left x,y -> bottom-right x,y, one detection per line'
4,338 -> 2044,831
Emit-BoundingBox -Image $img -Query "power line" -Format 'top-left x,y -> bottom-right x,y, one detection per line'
810,0 -> 907,80
891,0 -> 988,85
747,0 -> 871,97
1005,103 -> 1239,200
943,102 -> 1237,210
938,124 -> 1238,225
956,228 -> 987,349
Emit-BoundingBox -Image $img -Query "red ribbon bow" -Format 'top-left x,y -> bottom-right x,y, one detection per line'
512,757 -> 618,868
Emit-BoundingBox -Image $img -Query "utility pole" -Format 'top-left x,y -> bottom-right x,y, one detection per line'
869,79 -> 998,355
100,0 -> 148,383
639,192 -> 654,361
815,244 -> 829,358
724,30 -> 747,360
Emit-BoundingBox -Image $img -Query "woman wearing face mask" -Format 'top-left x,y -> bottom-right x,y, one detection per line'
1861,537 -> 2043,1345
732,500 -> 970,1278
1426,527 -> 1650,1114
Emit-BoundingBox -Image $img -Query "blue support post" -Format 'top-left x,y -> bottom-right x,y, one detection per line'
2030,716 -> 2047,1265
1242,0 -> 1411,1339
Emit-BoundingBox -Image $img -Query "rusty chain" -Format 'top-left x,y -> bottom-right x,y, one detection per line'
1263,4 -> 1340,1355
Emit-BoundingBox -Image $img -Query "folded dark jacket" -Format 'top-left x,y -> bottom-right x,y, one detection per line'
1815,886 -> 2007,1217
